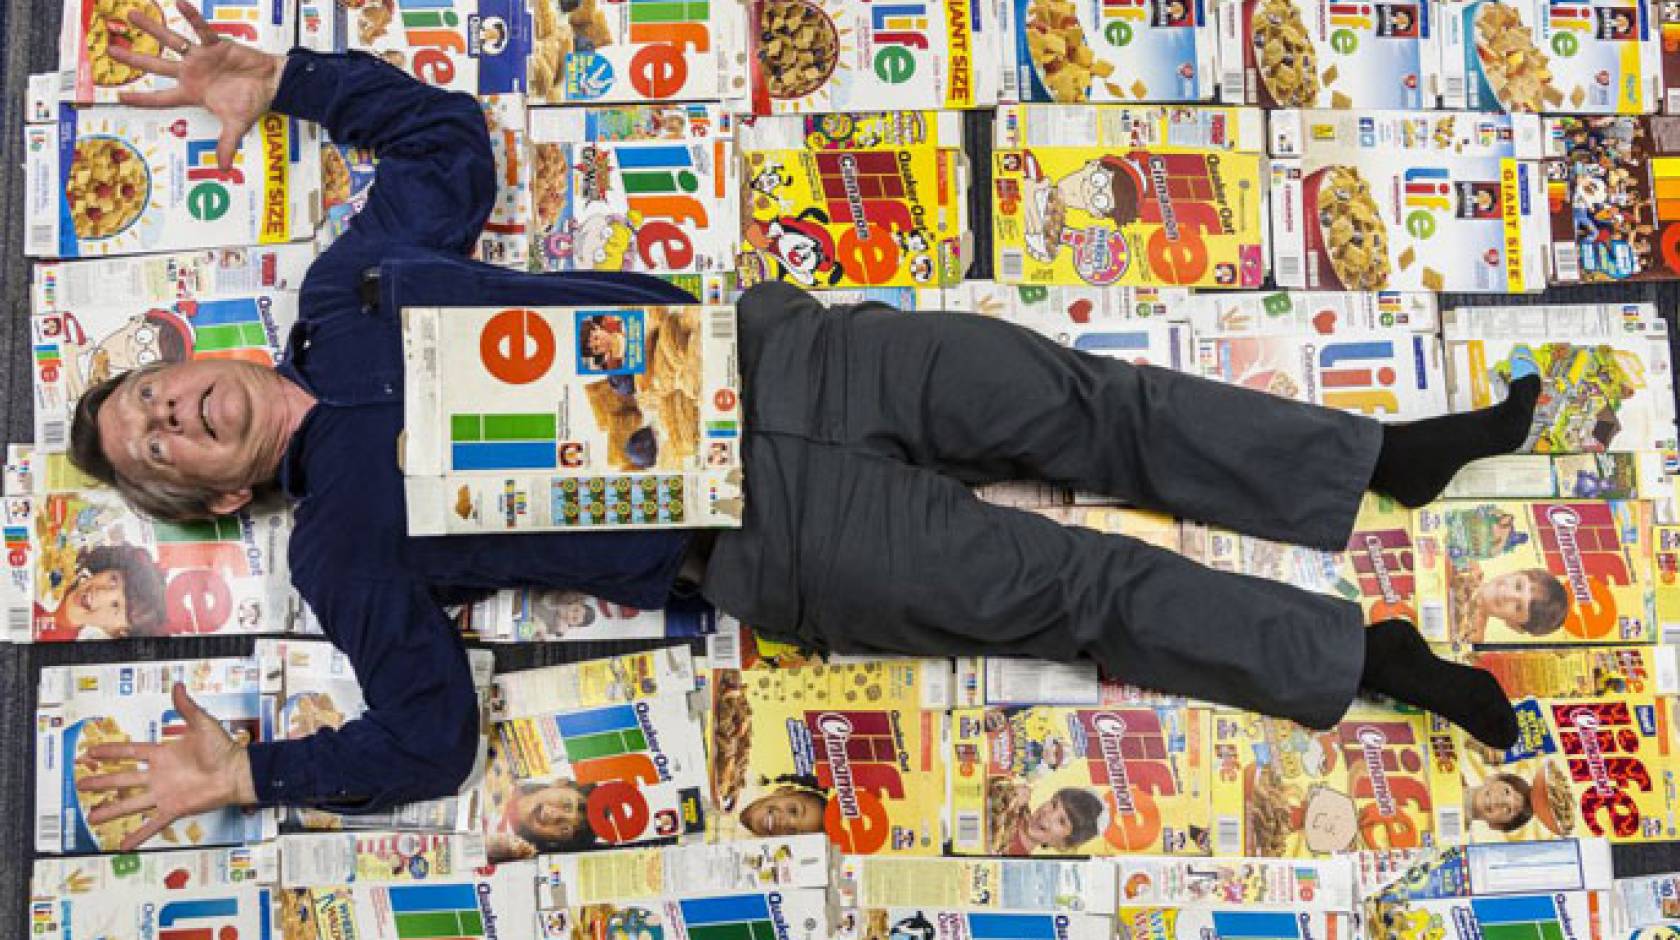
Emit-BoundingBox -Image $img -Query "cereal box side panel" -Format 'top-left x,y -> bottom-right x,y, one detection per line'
1472,646 -> 1676,698
1012,0 -> 1216,104
841,856 -> 1116,912
23,117 -> 65,259
33,246 -> 320,313
1547,115 -> 1680,285
492,647 -> 697,720
475,94 -> 531,269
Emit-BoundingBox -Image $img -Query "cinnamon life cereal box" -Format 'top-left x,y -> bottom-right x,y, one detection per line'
948,704 -> 1213,857
25,106 -> 318,258
1439,0 -> 1661,113
1004,0 -> 1219,102
1268,109 -> 1549,292
1218,0 -> 1439,108
35,657 -> 277,854
992,103 -> 1269,288
1110,854 -> 1358,909
747,0 -> 1000,113
1472,646 -> 1680,698
524,0 -> 750,104
60,0 -> 295,104
1544,115 -> 1680,284
528,104 -> 739,276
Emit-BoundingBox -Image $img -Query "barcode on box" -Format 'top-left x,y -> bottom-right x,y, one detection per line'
1436,807 -> 1464,846
707,628 -> 742,671
999,250 -> 1024,282
37,813 -> 61,850
7,608 -> 30,642
1444,75 -> 1466,103
39,420 -> 65,449
1552,243 -> 1580,283
955,811 -> 982,851
1001,66 -> 1019,103
1215,815 -> 1241,856
1661,621 -> 1680,646
30,226 -> 55,254
1273,254 -> 1303,287
708,308 -> 736,343
1221,69 -> 1244,99
1421,603 -> 1447,642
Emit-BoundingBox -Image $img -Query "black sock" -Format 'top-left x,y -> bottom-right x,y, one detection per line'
1360,618 -> 1518,750
1369,374 -> 1541,508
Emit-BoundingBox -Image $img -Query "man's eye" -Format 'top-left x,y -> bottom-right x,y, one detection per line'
147,440 -> 165,462
139,384 -> 153,401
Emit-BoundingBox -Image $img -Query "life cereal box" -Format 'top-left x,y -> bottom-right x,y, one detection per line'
527,104 -> 739,276
59,0 -> 295,104
949,704 -> 1213,857
32,843 -> 278,899
35,657 -> 277,854
992,104 -> 1269,289
737,110 -> 966,151
836,856 -> 1116,912
316,139 -> 378,248
1185,291 -> 1439,336
1268,109 -> 1549,292
475,94 -> 531,269
401,304 -> 744,535
738,142 -> 966,288
1218,0 -> 1439,108
31,875 -> 277,940
30,292 -> 298,452
2,496 -> 35,643
24,106 -> 318,259
1472,646 -> 1680,698
1460,696 -> 1677,844
1193,330 -> 1449,420
277,831 -> 488,886
489,646 -> 699,721
926,279 -> 1194,322
259,639 -> 495,833
1111,854 -> 1358,909
1412,500 -> 1656,648
1209,706 -> 1465,859
525,0 -> 749,104
841,909 -> 1114,940
747,0 -> 999,113
1439,0 -> 1661,114
1441,303 -> 1678,454
1005,0 -> 1218,103
537,835 -> 832,907
1545,115 -> 1680,284
343,0 -> 496,92
1112,909 -> 1356,940
462,587 -> 716,642
708,659 -> 950,856
31,244 -> 316,312
1021,318 -> 1193,370
539,889 -> 832,940
275,860 -> 540,940
30,488 -> 294,641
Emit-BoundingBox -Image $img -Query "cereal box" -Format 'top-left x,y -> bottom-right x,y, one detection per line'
926,279 -> 1193,321
461,587 -> 716,642
489,646 -> 699,720
31,244 -> 317,312
1412,500 -> 1656,648
537,836 -> 831,906
259,639 -> 494,833
1444,452 -> 1673,500
539,889 -> 832,940
836,856 -> 1116,912
747,0 -> 1000,113
842,909 -> 1113,940
1194,330 -> 1449,420
34,657 -> 277,854
1005,0 -> 1218,103
31,878 -> 276,940
1185,291 -> 1439,335
30,292 -> 298,451
1268,109 -> 1549,292
992,104 -> 1269,288
708,659 -> 950,856
1022,318 -> 1193,370
1368,887 -> 1610,940
275,860 -> 540,940
524,0 -> 749,104
1218,0 -> 1438,108
30,488 -> 294,641
299,0 -> 349,52
1614,871 -> 1680,934
316,140 -> 378,248
1545,115 -> 1680,283
1441,303 -> 1678,454
949,704 -> 1213,857
1357,838 -> 1615,903
1471,646 -> 1680,698
1111,854 -> 1358,909
24,106 -> 318,259
1208,706 -> 1465,858
1439,0 -> 1661,113
965,656 -> 1190,708
738,143 -> 966,288
1113,909 -> 1355,939
1655,523 -> 1680,638
737,110 -> 965,150
59,0 -> 295,104
344,0 -> 486,92
1,496 -> 36,643
527,104 -> 739,275
1461,696 -> 1677,843
475,94 -> 530,269
278,831 -> 488,886
401,304 -> 744,534
32,843 -> 278,899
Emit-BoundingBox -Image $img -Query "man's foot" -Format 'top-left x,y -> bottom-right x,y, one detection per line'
1360,618 -> 1519,750
1369,375 -> 1541,508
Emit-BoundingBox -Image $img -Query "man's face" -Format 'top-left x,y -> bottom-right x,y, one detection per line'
67,569 -> 129,633
1480,571 -> 1537,625
515,783 -> 589,842
96,359 -> 279,497
1024,796 -> 1074,848
741,791 -> 825,836
1474,777 -> 1527,827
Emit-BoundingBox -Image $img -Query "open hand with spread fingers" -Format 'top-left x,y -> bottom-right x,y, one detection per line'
105,0 -> 287,171
75,681 -> 258,852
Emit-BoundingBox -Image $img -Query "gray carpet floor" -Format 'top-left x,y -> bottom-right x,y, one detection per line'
4,2 -> 1680,930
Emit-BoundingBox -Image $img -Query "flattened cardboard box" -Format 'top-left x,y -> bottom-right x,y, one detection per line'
60,0 -> 295,104
1004,0 -> 1219,102
1219,0 -> 1440,108
525,0 -> 750,103
1438,0 -> 1661,114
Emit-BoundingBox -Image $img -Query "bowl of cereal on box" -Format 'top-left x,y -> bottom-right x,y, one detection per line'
1246,0 -> 1322,107
1302,164 -> 1393,290
756,0 -> 841,100
90,0 -> 166,87
67,136 -> 152,242
1024,0 -> 1118,102
1470,0 -> 1563,112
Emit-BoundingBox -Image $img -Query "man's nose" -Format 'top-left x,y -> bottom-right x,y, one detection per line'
148,392 -> 181,432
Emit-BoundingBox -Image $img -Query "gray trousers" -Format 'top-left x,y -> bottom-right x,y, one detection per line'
701,282 -> 1385,729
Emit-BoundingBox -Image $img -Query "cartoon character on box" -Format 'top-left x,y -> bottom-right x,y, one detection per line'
1018,153 -> 1147,264
743,211 -> 845,287
34,543 -> 168,642
56,309 -> 190,397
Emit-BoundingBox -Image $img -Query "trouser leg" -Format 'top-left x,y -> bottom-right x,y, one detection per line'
703,433 -> 1366,729
736,282 -> 1383,551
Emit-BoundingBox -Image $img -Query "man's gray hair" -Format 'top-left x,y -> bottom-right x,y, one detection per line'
68,363 -> 231,522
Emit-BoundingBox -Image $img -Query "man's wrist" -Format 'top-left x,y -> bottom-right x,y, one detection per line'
226,744 -> 258,807
263,52 -> 289,109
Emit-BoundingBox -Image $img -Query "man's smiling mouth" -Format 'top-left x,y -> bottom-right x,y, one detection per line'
200,385 -> 217,439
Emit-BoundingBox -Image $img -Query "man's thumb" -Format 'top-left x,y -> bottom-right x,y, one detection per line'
215,129 -> 242,174
172,681 -> 212,727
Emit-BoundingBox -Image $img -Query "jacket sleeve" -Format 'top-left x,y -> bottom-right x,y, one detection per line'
271,48 -> 495,257
244,575 -> 481,812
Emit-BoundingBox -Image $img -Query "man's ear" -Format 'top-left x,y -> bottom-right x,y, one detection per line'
206,487 -> 254,516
